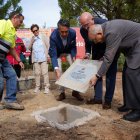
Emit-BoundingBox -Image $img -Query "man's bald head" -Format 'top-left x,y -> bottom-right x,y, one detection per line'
80,12 -> 93,22
79,12 -> 94,30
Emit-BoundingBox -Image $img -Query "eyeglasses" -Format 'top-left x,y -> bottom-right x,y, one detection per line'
32,29 -> 38,33
15,13 -> 23,17
81,18 -> 94,30
19,19 -> 23,24
81,22 -> 90,30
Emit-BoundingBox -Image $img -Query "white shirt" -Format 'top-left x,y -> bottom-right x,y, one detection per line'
32,35 -> 46,62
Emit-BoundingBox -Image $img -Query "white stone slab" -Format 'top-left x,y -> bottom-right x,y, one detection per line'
55,59 -> 102,93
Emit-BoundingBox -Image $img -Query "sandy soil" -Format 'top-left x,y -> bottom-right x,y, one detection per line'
0,72 -> 140,140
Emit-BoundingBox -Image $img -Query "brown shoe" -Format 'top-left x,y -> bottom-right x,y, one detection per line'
56,92 -> 66,101
86,98 -> 102,104
4,101 -> 24,110
103,102 -> 111,109
72,91 -> 83,101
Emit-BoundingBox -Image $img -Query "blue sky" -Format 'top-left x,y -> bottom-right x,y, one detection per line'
20,0 -> 61,28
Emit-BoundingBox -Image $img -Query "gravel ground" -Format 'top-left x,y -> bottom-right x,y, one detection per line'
0,72 -> 140,140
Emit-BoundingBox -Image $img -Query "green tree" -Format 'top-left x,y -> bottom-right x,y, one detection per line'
58,0 -> 89,26
85,0 -> 140,21
59,0 -> 140,71
58,0 -> 140,26
0,0 -> 22,19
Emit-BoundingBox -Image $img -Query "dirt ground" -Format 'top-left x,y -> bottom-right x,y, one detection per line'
0,72 -> 140,140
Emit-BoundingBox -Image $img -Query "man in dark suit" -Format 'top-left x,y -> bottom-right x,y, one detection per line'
89,20 -> 140,122
79,12 -> 118,109
49,19 -> 83,101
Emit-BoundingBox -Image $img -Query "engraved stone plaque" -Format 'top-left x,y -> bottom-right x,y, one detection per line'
55,59 -> 102,93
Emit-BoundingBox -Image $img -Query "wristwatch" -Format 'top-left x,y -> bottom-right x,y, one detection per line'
96,74 -> 100,79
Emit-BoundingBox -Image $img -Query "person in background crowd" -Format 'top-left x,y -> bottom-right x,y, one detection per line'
0,11 -> 24,110
29,24 -> 50,94
49,19 -> 83,101
79,12 -> 118,109
7,37 -> 26,78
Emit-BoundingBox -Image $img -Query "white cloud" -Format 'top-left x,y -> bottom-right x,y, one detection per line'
20,0 -> 61,28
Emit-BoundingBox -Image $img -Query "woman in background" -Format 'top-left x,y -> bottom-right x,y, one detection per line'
7,37 -> 26,78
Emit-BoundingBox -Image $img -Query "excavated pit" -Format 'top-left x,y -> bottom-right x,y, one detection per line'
32,104 -> 100,130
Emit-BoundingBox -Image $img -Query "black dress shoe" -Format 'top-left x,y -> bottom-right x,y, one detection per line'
56,92 -> 66,101
123,110 -> 140,122
72,91 -> 83,101
103,102 -> 111,109
118,105 -> 130,112
86,98 -> 102,104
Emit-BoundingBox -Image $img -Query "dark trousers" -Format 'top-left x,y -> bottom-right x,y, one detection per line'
124,64 -> 140,110
105,59 -> 117,102
92,43 -> 117,103
12,64 -> 21,91
122,61 -> 127,106
12,64 -> 21,78
94,59 -> 117,103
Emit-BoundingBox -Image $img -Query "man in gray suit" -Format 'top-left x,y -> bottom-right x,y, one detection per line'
88,19 -> 140,122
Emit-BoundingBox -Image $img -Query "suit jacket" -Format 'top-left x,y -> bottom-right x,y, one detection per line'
98,19 -> 140,77
49,28 -> 76,68
80,17 -> 107,59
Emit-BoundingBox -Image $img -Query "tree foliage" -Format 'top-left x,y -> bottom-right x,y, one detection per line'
58,0 -> 140,26
0,0 -> 22,19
